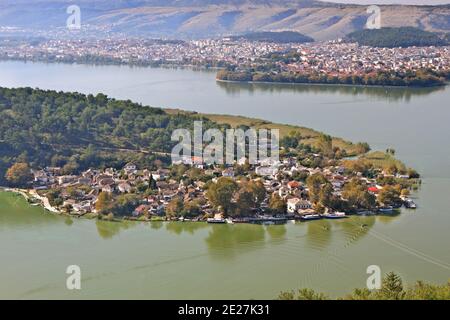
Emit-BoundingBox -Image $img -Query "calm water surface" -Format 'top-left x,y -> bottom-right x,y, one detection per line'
0,61 -> 449,299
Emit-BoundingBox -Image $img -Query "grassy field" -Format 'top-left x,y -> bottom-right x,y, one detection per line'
166,109 -> 366,156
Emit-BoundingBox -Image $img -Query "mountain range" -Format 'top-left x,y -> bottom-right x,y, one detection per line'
0,1 -> 449,40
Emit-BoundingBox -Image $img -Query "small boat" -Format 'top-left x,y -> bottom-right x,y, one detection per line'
378,206 -> 394,214
225,218 -> 234,224
357,210 -> 375,216
232,217 -> 250,223
323,212 -> 347,219
404,199 -> 417,209
300,214 -> 322,221
207,218 -> 226,224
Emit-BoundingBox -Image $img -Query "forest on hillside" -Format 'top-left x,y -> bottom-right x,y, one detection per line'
230,31 -> 314,43
346,27 -> 449,48
0,87 -> 223,184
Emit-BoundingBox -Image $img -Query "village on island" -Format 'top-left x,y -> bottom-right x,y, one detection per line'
4,136 -> 420,225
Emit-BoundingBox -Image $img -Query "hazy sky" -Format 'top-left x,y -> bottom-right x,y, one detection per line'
321,1 -> 450,4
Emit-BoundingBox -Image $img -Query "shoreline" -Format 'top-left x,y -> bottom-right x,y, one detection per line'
0,186 -> 60,213
0,188 -> 407,225
2,57 -> 446,89
215,78 -> 449,89
0,57 -> 222,72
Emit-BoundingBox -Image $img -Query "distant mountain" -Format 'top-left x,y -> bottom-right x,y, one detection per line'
230,31 -> 314,43
0,1 -> 449,40
346,27 -> 449,48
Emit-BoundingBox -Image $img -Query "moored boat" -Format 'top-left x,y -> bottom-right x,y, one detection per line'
300,214 -> 322,221
404,199 -> 417,209
378,206 -> 394,214
357,210 -> 376,216
323,212 -> 347,219
207,218 -> 226,224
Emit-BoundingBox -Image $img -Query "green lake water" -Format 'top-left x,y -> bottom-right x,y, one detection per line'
0,61 -> 449,299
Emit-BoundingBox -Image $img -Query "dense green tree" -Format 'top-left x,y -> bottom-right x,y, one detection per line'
165,197 -> 184,218
206,177 -> 238,215
269,193 -> 286,214
377,272 -> 406,300
378,185 -> 402,206
347,27 -> 447,48
279,273 -> 450,300
306,173 -> 331,205
342,178 -> 376,209
95,191 -> 112,213
5,162 -> 33,187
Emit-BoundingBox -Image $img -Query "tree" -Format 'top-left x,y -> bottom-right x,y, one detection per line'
5,162 -> 33,187
206,177 -> 238,215
317,134 -> 333,157
378,185 -> 401,206
407,168 -> 420,179
292,170 -> 309,181
377,272 -> 405,300
183,199 -> 202,217
149,176 -> 157,189
235,188 -> 255,216
343,159 -> 373,176
246,180 -> 266,205
280,132 -> 301,149
269,194 -> 286,214
345,288 -> 373,300
110,194 -> 140,216
306,173 -> 330,205
95,192 -> 112,213
277,273 -> 450,300
232,180 -> 266,216
165,197 -> 184,218
278,288 -> 328,300
342,178 -> 376,209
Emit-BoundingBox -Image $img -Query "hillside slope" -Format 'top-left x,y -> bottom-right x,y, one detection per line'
0,1 -> 449,40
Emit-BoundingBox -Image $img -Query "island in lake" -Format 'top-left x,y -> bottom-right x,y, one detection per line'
1,87 -> 420,223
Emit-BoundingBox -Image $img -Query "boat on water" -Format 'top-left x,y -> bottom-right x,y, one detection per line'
404,199 -> 417,209
207,213 -> 226,224
225,218 -> 234,224
207,218 -> 226,224
357,210 -> 376,216
300,214 -> 322,221
323,212 -> 347,219
378,206 -> 394,214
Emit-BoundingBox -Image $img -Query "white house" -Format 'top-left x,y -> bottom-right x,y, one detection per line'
287,198 -> 312,213
118,182 -> 132,193
123,162 -> 137,174
255,166 -> 278,177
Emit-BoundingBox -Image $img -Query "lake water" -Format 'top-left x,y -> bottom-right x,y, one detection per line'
0,60 -> 449,299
